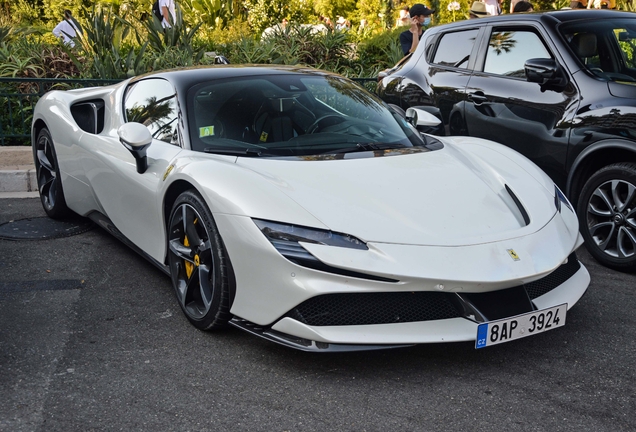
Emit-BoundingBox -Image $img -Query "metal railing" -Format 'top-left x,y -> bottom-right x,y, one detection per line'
1,78 -> 121,146
0,77 -> 378,146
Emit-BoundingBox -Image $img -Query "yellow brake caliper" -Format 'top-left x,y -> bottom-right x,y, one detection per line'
184,218 -> 199,278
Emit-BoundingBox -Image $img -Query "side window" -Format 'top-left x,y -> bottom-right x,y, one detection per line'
483,30 -> 551,78
432,29 -> 480,69
614,28 -> 636,69
124,78 -> 179,145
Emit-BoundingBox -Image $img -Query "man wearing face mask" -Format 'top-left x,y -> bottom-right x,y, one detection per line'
399,3 -> 435,56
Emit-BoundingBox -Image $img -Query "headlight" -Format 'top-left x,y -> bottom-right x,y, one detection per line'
253,219 -> 367,250
253,219 -> 397,283
554,185 -> 573,213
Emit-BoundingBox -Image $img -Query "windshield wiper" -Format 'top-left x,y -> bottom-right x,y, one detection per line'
319,142 -> 408,155
203,147 -> 268,157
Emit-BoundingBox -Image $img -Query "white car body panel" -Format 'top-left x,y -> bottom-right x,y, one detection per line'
215,212 -> 584,325
233,139 -> 568,246
271,261 -> 590,344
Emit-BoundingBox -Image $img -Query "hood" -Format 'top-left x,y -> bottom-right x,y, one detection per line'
236,143 -> 557,246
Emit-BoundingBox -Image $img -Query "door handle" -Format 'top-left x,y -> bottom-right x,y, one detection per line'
468,93 -> 488,105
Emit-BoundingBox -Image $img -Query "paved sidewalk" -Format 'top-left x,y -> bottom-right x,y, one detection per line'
0,146 -> 38,198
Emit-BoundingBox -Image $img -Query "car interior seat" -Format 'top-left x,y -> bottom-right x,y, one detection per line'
253,98 -> 296,143
570,32 -> 606,77
571,32 -> 598,60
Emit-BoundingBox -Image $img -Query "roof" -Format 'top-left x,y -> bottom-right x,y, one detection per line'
129,65 -> 338,89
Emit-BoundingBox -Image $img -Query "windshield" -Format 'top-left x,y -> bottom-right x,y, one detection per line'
560,19 -> 636,84
187,74 -> 429,157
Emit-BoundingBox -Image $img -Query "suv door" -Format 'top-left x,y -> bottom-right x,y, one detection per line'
463,24 -> 580,186
400,27 -> 483,132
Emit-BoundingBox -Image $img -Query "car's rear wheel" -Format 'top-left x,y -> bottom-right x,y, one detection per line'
167,190 -> 232,329
577,162 -> 636,272
34,127 -> 70,219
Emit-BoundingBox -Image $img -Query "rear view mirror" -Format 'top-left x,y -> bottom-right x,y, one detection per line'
618,30 -> 636,41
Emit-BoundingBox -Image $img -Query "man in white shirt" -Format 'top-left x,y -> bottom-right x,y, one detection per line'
52,10 -> 80,47
160,0 -> 177,28
483,0 -> 501,15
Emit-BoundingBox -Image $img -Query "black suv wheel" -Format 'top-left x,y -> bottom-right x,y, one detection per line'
577,163 -> 636,272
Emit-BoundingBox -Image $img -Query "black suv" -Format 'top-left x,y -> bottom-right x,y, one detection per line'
378,10 -> 636,271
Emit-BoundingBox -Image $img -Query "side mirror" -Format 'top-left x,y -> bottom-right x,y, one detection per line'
118,122 -> 152,174
405,107 -> 442,128
525,58 -> 567,91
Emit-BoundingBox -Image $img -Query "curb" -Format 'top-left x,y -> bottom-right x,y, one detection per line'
0,169 -> 37,193
0,147 -> 37,197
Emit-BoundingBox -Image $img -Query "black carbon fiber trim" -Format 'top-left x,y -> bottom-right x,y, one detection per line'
286,292 -> 463,326
525,252 -> 580,300
284,253 -> 581,327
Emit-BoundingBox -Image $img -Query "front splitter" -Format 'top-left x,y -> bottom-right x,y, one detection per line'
229,318 -> 413,352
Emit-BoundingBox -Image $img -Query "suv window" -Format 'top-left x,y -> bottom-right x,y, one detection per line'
483,30 -> 551,78
560,19 -> 636,83
432,29 -> 479,69
124,78 -> 179,145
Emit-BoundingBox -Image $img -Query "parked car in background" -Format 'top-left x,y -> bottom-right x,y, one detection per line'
378,10 -> 636,272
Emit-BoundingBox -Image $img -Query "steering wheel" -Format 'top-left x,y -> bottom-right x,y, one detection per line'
306,115 -> 346,134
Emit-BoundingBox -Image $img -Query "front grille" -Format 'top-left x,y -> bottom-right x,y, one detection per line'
525,252 -> 580,300
284,252 -> 581,327
286,292 -> 463,326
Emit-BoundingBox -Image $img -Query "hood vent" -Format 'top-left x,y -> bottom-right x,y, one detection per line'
505,184 -> 530,227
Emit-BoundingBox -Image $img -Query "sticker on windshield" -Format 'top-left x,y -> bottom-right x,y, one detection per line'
199,126 -> 215,137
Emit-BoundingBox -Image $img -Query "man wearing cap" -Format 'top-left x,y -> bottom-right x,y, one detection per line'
399,3 -> 435,56
469,1 -> 490,18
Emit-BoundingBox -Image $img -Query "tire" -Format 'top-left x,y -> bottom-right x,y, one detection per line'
34,127 -> 70,219
449,112 -> 468,136
576,162 -> 636,272
167,190 -> 232,330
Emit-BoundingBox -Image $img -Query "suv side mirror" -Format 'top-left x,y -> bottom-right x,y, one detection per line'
525,58 -> 567,92
118,122 -> 153,174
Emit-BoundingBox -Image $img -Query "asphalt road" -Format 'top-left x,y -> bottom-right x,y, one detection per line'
1,198 -> 634,432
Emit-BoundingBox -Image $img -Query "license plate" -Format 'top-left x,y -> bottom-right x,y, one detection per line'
475,304 -> 567,349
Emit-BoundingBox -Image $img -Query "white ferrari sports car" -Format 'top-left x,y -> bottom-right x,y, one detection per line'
32,65 -> 590,351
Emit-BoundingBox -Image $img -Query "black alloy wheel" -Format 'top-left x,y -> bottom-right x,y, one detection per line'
34,128 -> 70,219
577,162 -> 636,272
167,190 -> 232,330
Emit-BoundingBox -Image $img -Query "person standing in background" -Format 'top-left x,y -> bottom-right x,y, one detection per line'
569,0 -> 588,8
399,3 -> 435,56
512,1 -> 533,12
469,1 -> 490,18
398,6 -> 410,26
483,0 -> 501,15
52,10 -> 81,47
159,0 -> 176,28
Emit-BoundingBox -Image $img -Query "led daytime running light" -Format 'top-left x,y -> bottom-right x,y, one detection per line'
254,219 -> 368,250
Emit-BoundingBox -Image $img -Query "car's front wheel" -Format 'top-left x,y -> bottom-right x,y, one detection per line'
577,162 -> 636,272
167,190 -> 232,330
34,127 -> 70,219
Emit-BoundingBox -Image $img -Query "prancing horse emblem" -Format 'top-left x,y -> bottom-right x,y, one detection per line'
507,249 -> 520,261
